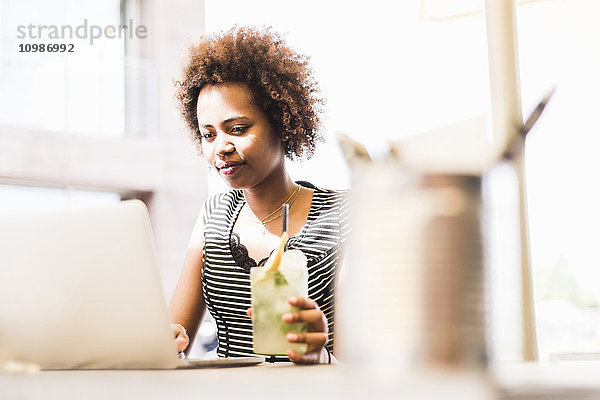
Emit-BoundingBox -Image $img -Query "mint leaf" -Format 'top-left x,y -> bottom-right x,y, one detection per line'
273,271 -> 288,287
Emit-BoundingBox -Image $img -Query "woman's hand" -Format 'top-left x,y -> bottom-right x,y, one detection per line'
171,323 -> 190,353
283,296 -> 328,364
246,297 -> 329,364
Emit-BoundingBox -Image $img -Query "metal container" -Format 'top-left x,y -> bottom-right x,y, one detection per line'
337,164 -> 487,370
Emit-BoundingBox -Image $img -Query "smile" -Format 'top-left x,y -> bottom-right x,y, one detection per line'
216,161 -> 245,176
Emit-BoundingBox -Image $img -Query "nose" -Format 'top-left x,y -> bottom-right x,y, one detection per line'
214,132 -> 235,158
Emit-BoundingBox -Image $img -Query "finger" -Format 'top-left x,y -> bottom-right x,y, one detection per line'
174,330 -> 185,339
288,296 -> 318,310
286,332 -> 327,347
171,323 -> 187,335
174,336 -> 188,352
175,330 -> 188,340
282,309 -> 324,324
286,349 -> 320,365
172,324 -> 184,338
246,307 -> 252,318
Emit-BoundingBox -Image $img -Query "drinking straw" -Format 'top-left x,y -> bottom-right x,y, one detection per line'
267,231 -> 288,272
264,204 -> 289,274
282,203 -> 289,234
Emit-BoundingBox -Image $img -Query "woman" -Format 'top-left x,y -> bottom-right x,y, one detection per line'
169,26 -> 350,364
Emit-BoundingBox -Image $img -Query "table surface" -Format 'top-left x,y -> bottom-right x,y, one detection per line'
2,361 -> 600,400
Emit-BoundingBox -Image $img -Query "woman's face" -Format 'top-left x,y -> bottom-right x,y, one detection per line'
197,82 -> 285,190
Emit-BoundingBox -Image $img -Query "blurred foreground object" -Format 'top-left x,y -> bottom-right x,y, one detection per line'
335,85 -> 553,379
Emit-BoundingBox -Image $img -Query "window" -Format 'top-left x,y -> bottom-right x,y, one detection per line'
517,0 -> 600,363
0,0 -> 155,138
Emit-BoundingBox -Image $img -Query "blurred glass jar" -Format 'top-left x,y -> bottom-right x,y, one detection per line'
335,163 -> 489,372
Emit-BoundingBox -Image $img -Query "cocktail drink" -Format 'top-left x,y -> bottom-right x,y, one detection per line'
250,249 -> 308,355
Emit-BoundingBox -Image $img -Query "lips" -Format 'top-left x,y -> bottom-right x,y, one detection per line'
216,161 -> 245,176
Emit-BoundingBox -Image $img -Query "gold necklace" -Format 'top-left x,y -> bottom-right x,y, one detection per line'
261,185 -> 302,227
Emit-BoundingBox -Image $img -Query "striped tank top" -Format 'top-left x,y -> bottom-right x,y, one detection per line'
200,181 -> 350,360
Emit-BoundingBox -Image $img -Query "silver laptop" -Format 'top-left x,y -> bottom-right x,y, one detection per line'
0,200 -> 262,370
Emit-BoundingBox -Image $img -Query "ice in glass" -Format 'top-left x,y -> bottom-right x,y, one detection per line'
250,249 -> 308,355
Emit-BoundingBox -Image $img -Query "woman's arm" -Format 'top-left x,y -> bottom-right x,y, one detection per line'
168,213 -> 207,355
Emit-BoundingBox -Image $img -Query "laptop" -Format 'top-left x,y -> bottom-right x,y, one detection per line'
0,200 -> 263,370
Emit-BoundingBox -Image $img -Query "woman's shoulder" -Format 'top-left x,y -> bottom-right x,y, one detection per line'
201,189 -> 243,223
297,181 -> 351,245
298,181 -> 349,209
298,180 -> 348,195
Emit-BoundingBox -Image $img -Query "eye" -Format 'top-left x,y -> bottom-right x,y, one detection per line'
200,131 -> 215,141
230,125 -> 248,135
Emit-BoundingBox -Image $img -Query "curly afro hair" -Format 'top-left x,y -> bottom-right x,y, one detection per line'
175,26 -> 325,160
